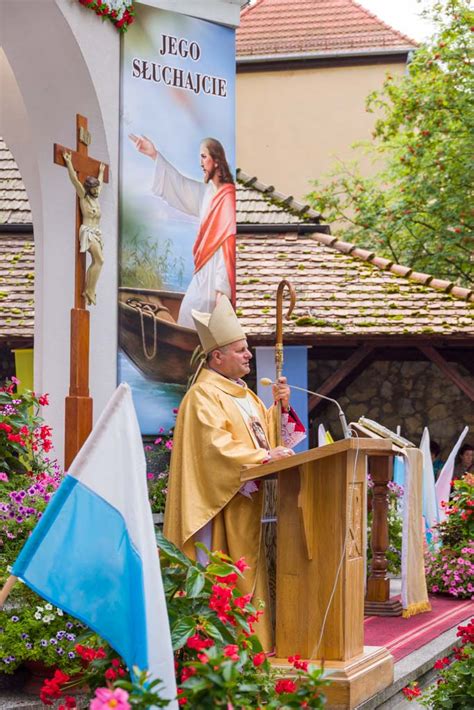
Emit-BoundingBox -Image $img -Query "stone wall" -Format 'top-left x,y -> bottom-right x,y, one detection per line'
309,359 -> 474,458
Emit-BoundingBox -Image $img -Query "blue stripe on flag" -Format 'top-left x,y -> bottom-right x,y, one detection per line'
13,476 -> 148,672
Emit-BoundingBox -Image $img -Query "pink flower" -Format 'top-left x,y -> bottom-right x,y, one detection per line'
0,472 -> 8,482
147,473 -> 154,480
11,376 -> 20,385
223,644 -> 239,661
154,437 -> 162,445
90,687 -> 131,710
144,445 -> 152,451
165,440 -> 173,450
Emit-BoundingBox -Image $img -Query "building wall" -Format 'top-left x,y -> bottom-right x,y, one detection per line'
237,60 -> 407,202
309,359 -> 474,458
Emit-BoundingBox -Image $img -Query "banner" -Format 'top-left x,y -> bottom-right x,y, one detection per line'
118,3 -> 236,433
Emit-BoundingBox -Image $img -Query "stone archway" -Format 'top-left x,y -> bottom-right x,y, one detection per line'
0,0 -> 120,463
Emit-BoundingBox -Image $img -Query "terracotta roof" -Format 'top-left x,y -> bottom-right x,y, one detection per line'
0,137 -> 32,225
237,0 -> 417,58
236,169 -> 321,224
0,234 -> 35,339
236,232 -> 473,338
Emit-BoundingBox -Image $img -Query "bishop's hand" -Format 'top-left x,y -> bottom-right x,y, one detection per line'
268,445 -> 294,461
272,376 -> 290,412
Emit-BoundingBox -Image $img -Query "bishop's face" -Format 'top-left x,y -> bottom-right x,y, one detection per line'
200,145 -> 217,184
213,339 -> 252,380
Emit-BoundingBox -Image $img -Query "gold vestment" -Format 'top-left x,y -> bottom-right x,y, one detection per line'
164,367 -> 277,649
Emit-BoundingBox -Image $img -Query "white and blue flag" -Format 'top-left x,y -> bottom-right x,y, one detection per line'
419,427 -> 439,541
12,384 -> 177,706
435,426 -> 469,521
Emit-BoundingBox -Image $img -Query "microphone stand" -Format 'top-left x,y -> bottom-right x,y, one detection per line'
289,383 -> 352,439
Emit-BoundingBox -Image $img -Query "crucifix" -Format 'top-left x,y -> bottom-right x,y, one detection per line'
54,114 -> 109,470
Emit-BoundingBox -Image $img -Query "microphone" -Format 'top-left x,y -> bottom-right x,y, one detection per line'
260,378 -> 352,440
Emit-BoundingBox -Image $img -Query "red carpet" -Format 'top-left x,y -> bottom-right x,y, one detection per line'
364,595 -> 474,662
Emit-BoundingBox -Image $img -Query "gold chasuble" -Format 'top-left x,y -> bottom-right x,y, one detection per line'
164,367 -> 278,650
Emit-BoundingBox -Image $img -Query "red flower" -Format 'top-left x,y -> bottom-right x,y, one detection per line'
223,644 -> 239,661
275,679 -> 297,694
253,652 -> 266,667
0,422 -> 12,433
7,433 -> 26,446
177,688 -> 187,706
64,698 -> 77,709
402,684 -> 421,699
235,557 -> 250,573
181,666 -> 197,682
433,657 -> 449,669
186,633 -> 214,651
233,593 -> 252,609
104,667 -> 117,680
216,572 -> 238,585
38,393 -> 49,406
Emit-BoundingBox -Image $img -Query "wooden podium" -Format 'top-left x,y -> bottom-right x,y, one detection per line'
241,438 -> 395,709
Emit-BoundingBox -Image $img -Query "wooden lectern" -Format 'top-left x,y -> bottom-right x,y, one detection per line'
241,438 -> 394,709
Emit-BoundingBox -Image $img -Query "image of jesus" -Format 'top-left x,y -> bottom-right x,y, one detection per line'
129,135 -> 236,329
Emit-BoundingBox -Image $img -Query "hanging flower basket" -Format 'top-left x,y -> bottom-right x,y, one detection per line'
77,1 -> 135,32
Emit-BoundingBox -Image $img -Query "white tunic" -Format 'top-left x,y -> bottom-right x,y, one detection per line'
151,154 -> 232,328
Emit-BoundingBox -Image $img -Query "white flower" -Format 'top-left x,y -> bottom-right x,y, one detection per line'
36,606 -> 44,612
34,612 -> 42,620
56,608 -> 64,616
44,604 -> 53,611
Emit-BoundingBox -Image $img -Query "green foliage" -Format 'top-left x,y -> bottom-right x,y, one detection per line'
418,619 -> 474,708
306,0 -> 474,285
0,380 -> 53,476
0,600 -> 86,674
425,474 -> 474,598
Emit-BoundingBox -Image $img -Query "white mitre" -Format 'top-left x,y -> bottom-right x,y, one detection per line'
192,296 -> 246,354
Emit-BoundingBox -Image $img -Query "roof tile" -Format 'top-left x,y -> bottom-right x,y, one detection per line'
237,0 -> 417,57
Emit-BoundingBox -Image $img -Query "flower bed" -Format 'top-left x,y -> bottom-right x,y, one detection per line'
403,617 -> 474,708
425,475 -> 474,599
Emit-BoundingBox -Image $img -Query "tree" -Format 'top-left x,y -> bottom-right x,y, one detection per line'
306,0 -> 474,285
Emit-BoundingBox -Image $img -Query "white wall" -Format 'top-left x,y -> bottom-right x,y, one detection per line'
0,0 -> 239,466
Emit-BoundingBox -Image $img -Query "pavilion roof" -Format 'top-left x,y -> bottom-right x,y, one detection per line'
237,0 -> 417,59
0,137 -> 32,225
0,234 -> 35,340
236,169 -> 321,224
236,231 -> 473,339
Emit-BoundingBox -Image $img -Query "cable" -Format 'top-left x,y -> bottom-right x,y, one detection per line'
310,426 -> 361,659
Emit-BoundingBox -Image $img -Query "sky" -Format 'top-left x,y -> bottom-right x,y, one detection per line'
356,0 -> 437,42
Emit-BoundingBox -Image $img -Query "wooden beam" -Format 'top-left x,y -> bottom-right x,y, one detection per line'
419,345 -> 474,401
308,344 -> 374,413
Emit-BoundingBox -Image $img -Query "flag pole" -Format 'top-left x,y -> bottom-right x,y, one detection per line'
0,575 -> 17,608
275,280 -> 296,445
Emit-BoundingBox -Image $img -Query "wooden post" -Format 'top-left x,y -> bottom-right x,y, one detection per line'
54,115 -> 109,470
365,456 -> 402,616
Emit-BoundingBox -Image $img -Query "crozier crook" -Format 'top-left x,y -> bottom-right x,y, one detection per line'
275,279 -> 296,445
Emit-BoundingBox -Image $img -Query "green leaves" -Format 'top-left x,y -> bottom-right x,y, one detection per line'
306,0 -> 474,286
185,566 -> 205,598
170,616 -> 196,650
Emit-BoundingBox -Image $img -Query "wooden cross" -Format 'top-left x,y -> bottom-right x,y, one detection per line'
54,114 -> 109,470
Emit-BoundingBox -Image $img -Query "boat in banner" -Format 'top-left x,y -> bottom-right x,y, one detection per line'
118,287 -> 200,385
